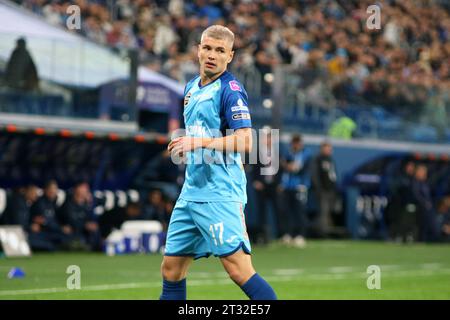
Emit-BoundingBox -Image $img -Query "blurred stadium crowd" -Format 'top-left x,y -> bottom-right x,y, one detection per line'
14,0 -> 450,120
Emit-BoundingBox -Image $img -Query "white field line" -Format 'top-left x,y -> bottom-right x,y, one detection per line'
272,269 -> 304,276
421,263 -> 442,269
378,265 -> 402,271
328,266 -> 355,273
1,265 -> 450,296
0,282 -> 161,296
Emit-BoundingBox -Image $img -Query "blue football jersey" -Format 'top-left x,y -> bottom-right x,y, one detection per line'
178,71 -> 252,203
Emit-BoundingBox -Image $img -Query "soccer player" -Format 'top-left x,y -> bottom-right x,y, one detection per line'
159,25 -> 277,300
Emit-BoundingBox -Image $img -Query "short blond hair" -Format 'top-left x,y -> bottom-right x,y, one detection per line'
201,25 -> 235,48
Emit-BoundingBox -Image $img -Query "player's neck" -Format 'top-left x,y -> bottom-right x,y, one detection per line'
200,70 -> 226,87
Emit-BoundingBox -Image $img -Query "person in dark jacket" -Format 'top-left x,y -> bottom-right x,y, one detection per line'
30,180 -> 72,251
279,134 -> 311,247
4,38 -> 39,91
251,129 -> 282,244
385,161 -> 418,242
1,185 -> 38,228
311,141 -> 338,238
58,182 -> 101,250
437,196 -> 450,242
142,189 -> 166,221
411,165 -> 439,242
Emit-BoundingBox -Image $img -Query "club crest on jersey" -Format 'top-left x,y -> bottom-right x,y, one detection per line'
229,80 -> 241,92
184,92 -> 192,107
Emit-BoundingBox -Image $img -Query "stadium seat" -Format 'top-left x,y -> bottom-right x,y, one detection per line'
104,190 -> 115,211
56,189 -> 66,207
92,189 -> 140,216
127,189 -> 139,203
0,188 -> 6,217
115,190 -> 127,208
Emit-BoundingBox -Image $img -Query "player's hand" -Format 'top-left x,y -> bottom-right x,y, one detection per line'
168,136 -> 182,153
168,136 -> 201,156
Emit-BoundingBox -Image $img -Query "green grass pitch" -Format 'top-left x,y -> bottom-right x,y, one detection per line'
1,240 -> 449,300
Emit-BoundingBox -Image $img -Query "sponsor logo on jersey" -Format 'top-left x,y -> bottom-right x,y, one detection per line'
232,113 -> 251,120
230,98 -> 247,111
231,105 -> 249,112
229,80 -> 241,92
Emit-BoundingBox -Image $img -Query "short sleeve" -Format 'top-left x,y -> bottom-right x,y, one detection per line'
221,80 -> 252,130
184,76 -> 197,97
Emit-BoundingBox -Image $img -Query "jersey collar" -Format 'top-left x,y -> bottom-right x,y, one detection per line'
198,70 -> 229,89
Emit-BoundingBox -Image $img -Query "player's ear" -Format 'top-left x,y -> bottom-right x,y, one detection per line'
228,50 -> 234,64
197,44 -> 201,59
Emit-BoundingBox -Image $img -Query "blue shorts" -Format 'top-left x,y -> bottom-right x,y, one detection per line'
164,199 -> 251,259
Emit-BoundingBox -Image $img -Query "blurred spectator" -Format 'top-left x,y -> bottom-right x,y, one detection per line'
279,134 -> 311,247
142,189 -> 166,221
1,184 -> 38,228
99,201 -> 142,239
385,161 -> 418,242
153,13 -> 179,56
254,38 -> 280,95
328,117 -> 357,140
251,129 -> 281,244
58,182 -> 102,250
141,189 -> 173,232
29,180 -> 72,251
3,38 -> 39,92
411,165 -> 440,242
311,141 -> 338,238
161,196 -> 174,232
30,180 -> 59,230
437,196 -> 450,242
